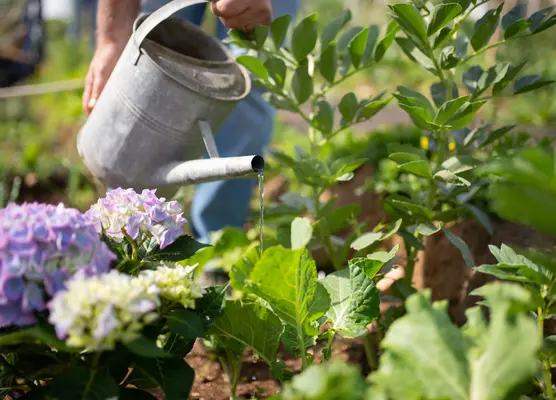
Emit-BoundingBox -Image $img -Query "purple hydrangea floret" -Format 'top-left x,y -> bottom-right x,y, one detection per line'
0,203 -> 116,327
85,188 -> 187,249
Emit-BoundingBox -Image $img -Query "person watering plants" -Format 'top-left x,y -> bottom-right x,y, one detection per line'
82,0 -> 299,246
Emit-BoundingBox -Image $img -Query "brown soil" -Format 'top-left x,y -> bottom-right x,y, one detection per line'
183,338 -> 367,400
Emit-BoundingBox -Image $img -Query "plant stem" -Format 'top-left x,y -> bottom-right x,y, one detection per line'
462,40 -> 509,63
538,307 -> 554,400
363,334 -> 377,372
313,188 -> 342,270
297,326 -> 308,370
82,353 -> 101,400
316,64 -> 374,99
121,229 -> 139,260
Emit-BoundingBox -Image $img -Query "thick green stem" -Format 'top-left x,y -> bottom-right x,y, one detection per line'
363,334 -> 377,372
298,326 -> 308,370
121,229 -> 139,261
83,353 -> 101,400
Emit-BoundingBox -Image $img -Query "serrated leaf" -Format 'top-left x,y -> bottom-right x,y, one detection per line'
513,74 -> 554,94
291,217 -> 313,250
319,42 -> 338,83
249,247 -> 330,351
443,229 -> 474,267
428,3 -> 462,36
339,92 -> 359,123
292,64 -> 313,104
208,300 -> 283,364
321,264 -> 380,338
236,55 -> 268,81
291,14 -> 318,61
271,14 -> 292,49
166,309 -> 205,341
398,160 -> 433,179
321,10 -> 352,50
471,4 -> 503,51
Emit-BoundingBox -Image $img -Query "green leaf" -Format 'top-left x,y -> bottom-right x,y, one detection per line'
319,42 -> 338,83
372,286 -> 541,400
253,24 -> 269,49
145,235 -> 209,263
166,310 -> 205,341
349,245 -> 400,279
265,57 -> 287,89
427,3 -> 462,36
196,285 -> 227,329
46,366 -> 119,400
440,45 -> 459,69
132,357 -> 194,400
480,124 -> 517,147
430,81 -> 459,107
389,3 -> 429,52
362,25 -> 380,65
236,55 -> 268,81
337,26 -> 364,52
446,101 -> 486,129
533,14 -> 556,34
442,229 -> 474,267
291,217 -> 313,250
292,64 -> 313,104
474,265 -> 531,283
312,101 -> 334,134
471,4 -> 503,51
417,223 -> 441,236
462,65 -> 484,94
396,86 -> 435,116
465,204 -> 493,235
435,96 -> 470,125
357,98 -> 392,121
502,2 -> 527,30
321,264 -> 380,338
339,92 -> 359,123
208,300 -> 283,364
528,5 -> 555,33
126,336 -> 172,358
434,170 -> 471,186
351,232 -> 383,251
271,14 -> 292,49
0,325 -> 80,352
321,10 -> 352,50
249,247 -> 330,351
387,198 -> 433,221
513,74 -> 554,95
291,13 -> 318,62
433,26 -> 455,48
349,27 -> 370,68
395,37 -> 435,72
492,62 -> 527,95
389,151 -> 424,164
398,160 -> 433,179
375,21 -> 399,62
504,19 -> 531,39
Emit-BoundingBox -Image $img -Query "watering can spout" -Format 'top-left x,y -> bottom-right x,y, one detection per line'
149,155 -> 264,187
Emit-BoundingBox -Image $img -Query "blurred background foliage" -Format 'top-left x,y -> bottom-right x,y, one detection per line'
1,0 -> 555,212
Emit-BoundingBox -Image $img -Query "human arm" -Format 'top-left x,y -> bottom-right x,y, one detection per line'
82,0 -> 139,115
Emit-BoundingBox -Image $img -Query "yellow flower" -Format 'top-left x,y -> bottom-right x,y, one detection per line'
448,142 -> 456,152
420,136 -> 429,150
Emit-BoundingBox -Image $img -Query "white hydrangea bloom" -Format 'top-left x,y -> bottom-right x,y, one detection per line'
48,270 -> 160,351
139,264 -> 203,309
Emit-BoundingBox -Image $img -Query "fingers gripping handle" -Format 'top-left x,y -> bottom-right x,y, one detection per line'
131,0 -> 218,64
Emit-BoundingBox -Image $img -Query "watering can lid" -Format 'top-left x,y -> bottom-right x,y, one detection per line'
136,17 -> 251,102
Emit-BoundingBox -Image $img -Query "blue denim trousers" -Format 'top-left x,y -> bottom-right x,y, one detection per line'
140,0 -> 299,244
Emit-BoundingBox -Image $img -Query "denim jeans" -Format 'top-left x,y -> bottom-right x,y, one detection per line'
140,0 -> 299,244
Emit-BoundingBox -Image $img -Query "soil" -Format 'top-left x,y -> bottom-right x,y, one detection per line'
179,339 -> 367,400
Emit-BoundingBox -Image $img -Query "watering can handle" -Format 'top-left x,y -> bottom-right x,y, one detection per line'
131,0 -> 217,64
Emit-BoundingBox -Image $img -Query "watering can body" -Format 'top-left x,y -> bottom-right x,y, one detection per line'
77,0 -> 263,194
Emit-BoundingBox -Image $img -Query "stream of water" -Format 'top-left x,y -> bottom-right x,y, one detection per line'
258,172 -> 264,256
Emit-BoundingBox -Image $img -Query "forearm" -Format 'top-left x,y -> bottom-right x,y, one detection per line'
96,0 -> 140,46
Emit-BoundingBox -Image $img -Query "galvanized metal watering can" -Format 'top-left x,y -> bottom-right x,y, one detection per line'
77,0 -> 263,193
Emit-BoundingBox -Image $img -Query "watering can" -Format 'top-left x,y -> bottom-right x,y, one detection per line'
77,0 -> 263,195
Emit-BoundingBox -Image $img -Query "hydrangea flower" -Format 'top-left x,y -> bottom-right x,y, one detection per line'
86,188 -> 187,249
0,203 -> 116,327
48,270 -> 160,351
139,264 -> 203,309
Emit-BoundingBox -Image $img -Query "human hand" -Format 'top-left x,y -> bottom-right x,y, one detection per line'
210,0 -> 272,32
82,41 -> 126,115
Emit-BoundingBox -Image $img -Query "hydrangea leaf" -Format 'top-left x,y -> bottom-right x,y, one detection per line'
208,300 -> 284,365
249,247 -> 330,351
131,357 -> 195,400
145,235 -> 209,263
45,366 -> 119,400
166,310 -> 205,341
321,264 -> 380,338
